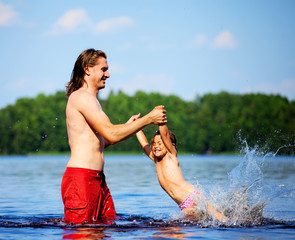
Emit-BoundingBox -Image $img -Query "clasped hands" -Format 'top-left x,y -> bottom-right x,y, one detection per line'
126,105 -> 167,125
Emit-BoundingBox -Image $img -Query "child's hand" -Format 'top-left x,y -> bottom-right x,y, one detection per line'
148,107 -> 167,125
154,105 -> 167,125
126,113 -> 141,123
155,105 -> 165,110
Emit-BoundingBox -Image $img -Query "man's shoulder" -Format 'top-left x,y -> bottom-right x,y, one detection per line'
70,89 -> 91,98
69,90 -> 97,103
68,90 -> 102,112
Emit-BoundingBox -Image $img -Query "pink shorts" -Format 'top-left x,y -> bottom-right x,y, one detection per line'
179,191 -> 198,210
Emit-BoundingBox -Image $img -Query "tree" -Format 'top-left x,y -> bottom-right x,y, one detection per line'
0,90 -> 294,155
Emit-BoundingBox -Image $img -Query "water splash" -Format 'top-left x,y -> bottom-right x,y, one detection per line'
224,141 -> 268,225
188,140 -> 294,227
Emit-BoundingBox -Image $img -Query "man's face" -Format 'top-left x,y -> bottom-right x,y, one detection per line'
88,57 -> 110,90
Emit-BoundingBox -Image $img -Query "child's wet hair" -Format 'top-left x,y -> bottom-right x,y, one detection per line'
151,129 -> 177,149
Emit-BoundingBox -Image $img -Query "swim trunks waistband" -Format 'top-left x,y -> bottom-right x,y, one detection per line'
63,167 -> 104,178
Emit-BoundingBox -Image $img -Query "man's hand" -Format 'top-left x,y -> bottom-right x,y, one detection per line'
147,105 -> 167,125
126,113 -> 141,123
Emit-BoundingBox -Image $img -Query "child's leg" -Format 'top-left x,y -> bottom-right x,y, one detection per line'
180,190 -> 228,222
207,202 -> 227,222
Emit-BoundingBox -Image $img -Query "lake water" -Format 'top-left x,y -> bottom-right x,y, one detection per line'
0,150 -> 295,239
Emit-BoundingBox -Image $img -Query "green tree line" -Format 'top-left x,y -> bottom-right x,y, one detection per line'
0,91 -> 294,155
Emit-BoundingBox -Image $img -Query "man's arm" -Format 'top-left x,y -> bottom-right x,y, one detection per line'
104,113 -> 140,149
158,124 -> 177,156
73,91 -> 167,145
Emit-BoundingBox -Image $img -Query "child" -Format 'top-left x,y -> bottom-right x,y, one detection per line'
133,109 -> 227,222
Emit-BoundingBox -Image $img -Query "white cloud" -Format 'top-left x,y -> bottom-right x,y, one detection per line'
147,42 -> 175,51
0,76 -> 63,108
109,63 -> 127,73
0,1 -> 19,26
138,35 -> 175,51
5,77 -> 58,93
190,31 -> 238,49
191,33 -> 208,48
131,74 -> 173,93
104,73 -> 173,97
241,78 -> 295,100
212,30 -> 238,49
49,9 -> 91,35
94,16 -> 135,34
117,43 -> 133,51
48,10 -> 135,36
12,79 -> 26,89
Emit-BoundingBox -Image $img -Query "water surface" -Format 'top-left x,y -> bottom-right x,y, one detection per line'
0,154 -> 294,239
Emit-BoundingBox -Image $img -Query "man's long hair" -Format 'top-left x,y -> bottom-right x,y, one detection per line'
66,49 -> 107,96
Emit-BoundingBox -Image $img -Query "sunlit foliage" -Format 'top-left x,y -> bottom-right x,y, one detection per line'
0,91 -> 294,155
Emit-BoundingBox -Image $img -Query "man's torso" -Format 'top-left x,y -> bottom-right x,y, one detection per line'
66,91 -> 105,170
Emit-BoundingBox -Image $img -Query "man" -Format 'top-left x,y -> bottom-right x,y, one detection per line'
61,48 -> 167,224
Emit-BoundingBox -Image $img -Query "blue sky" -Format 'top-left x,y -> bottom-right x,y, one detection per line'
0,0 -> 294,108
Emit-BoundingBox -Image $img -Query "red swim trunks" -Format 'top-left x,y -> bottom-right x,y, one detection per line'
61,167 -> 116,224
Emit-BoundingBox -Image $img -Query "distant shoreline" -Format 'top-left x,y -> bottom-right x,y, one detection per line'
0,151 -> 254,157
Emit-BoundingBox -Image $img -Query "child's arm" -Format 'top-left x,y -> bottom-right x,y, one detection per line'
136,130 -> 155,161
127,113 -> 155,162
136,130 -> 155,162
158,124 -> 177,156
